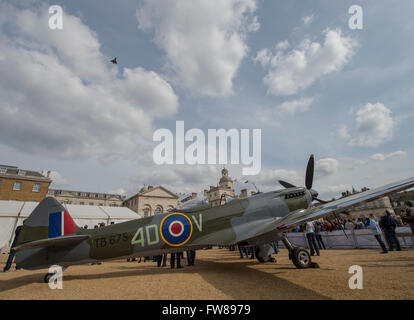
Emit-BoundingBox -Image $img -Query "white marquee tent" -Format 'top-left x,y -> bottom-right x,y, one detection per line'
0,200 -> 141,253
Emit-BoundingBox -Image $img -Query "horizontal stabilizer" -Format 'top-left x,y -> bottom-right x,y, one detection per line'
13,234 -> 90,251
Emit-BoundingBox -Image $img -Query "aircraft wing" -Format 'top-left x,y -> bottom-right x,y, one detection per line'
275,177 -> 414,231
13,234 -> 90,251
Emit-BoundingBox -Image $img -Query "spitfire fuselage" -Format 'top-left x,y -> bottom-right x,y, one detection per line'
16,187 -> 312,270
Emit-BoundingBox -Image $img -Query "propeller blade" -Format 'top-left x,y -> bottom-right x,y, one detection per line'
305,154 -> 314,190
278,180 -> 296,189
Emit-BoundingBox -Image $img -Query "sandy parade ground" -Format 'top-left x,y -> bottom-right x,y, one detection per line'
0,247 -> 413,300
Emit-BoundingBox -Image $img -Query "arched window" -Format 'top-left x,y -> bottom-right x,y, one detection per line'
143,205 -> 151,217
155,205 -> 163,215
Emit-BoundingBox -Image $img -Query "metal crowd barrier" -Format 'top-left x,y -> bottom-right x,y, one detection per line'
280,227 -> 414,249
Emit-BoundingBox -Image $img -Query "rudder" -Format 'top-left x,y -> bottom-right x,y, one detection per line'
16,197 -> 77,246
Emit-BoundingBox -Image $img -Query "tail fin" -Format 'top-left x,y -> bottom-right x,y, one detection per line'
17,197 -> 77,245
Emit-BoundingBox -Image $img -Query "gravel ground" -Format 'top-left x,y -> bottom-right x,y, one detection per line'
0,248 -> 413,300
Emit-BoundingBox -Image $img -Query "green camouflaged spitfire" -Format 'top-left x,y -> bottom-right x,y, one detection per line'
13,155 -> 414,281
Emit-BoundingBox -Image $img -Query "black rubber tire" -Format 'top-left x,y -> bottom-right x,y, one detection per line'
44,273 -> 53,283
291,247 -> 312,269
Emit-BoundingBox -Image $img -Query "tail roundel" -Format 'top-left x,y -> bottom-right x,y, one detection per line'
48,210 -> 77,238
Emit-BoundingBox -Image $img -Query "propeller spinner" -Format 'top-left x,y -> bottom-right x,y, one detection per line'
278,154 -> 327,204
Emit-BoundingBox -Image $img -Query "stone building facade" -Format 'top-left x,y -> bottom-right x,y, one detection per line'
203,167 -> 249,207
389,190 -> 414,214
205,167 -> 236,207
0,165 -> 51,202
48,189 -> 124,206
339,187 -> 395,218
124,186 -> 179,217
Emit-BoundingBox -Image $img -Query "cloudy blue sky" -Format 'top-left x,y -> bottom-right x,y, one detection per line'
0,0 -> 413,199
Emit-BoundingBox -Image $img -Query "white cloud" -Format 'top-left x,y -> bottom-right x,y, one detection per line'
128,165 -> 221,195
348,103 -> 394,147
247,15 -> 261,32
254,48 -> 271,67
256,29 -> 356,96
0,3 -> 178,161
279,97 -> 314,114
338,124 -> 350,139
371,150 -> 407,161
48,171 -> 69,188
320,184 -> 352,196
315,158 -> 339,178
276,40 -> 290,51
253,169 -> 301,191
302,14 -> 315,26
137,0 -> 259,96
108,187 -> 127,195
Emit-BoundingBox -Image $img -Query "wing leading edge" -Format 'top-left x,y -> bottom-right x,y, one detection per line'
275,177 -> 414,231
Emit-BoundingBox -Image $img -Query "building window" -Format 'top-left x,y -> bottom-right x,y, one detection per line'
143,205 -> 151,217
80,202 -> 84,205
99,203 -> 103,206
13,182 -> 22,191
0,168 -> 7,174
155,206 -> 163,215
18,170 -> 26,176
32,184 -> 40,192
89,202 -> 94,206
0,180 -> 2,188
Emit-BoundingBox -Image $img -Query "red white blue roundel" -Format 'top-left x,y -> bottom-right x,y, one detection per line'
160,213 -> 193,246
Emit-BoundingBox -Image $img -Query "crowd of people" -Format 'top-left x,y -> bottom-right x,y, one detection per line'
291,201 -> 414,234
126,249 -> 197,269
293,201 -> 414,255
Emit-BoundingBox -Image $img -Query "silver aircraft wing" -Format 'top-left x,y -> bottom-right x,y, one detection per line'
275,177 -> 414,231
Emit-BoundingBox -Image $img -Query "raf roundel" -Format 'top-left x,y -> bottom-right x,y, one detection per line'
160,213 -> 193,247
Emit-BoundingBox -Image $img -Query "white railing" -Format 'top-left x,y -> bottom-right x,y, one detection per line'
280,227 -> 414,249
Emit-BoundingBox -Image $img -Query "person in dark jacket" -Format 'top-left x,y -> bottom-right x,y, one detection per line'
3,225 -> 23,272
177,252 -> 184,268
249,246 -> 256,259
186,250 -> 196,266
305,221 -> 320,256
161,253 -> 167,267
314,222 -> 326,250
170,253 -> 176,268
170,252 -> 183,269
379,210 -> 401,251
238,246 -> 249,258
401,201 -> 414,235
367,214 -> 388,254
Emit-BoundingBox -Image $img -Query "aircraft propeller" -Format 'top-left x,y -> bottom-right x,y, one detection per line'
278,154 -> 328,204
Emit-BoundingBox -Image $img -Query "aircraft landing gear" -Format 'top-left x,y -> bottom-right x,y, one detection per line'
291,247 -> 312,269
255,244 -> 276,263
281,235 -> 317,269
